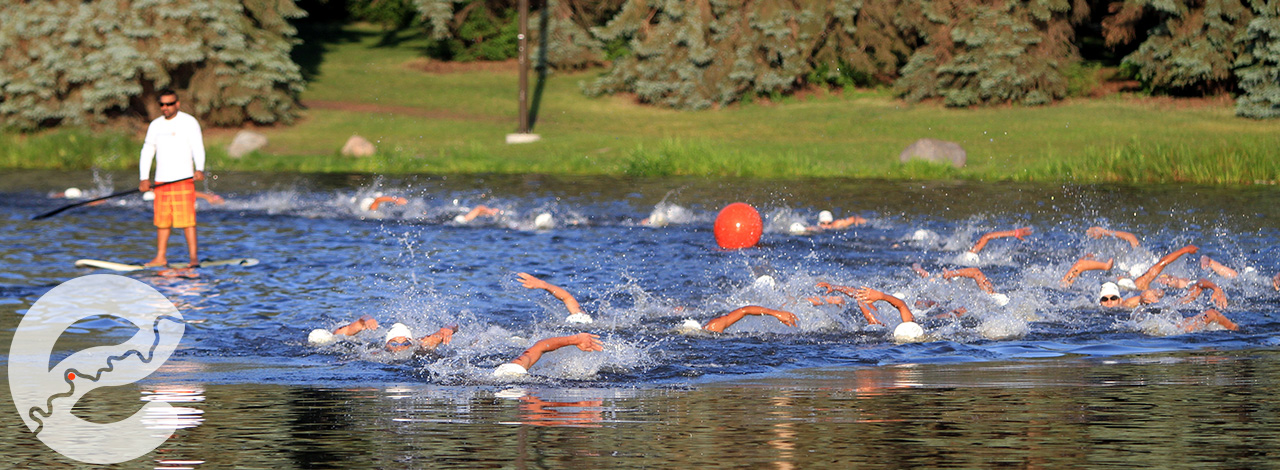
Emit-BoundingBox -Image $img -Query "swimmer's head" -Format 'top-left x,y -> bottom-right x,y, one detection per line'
754,274 -> 777,288
143,191 -> 155,201
678,318 -> 703,333
493,362 -> 529,378
454,214 -> 469,224
360,197 -> 376,211
989,292 -> 1010,306
961,251 -> 980,264
788,222 -> 807,235
818,210 -> 834,224
308,329 -> 336,346
565,312 -> 593,324
1099,282 -> 1122,308
1128,263 -> 1150,279
384,323 -> 414,352
647,209 -> 668,227
893,321 -> 925,342
1117,278 -> 1137,291
64,187 -> 82,199
534,213 -> 554,230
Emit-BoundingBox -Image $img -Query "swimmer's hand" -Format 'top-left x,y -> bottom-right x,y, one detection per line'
572,333 -> 604,352
768,310 -> 798,327
1012,227 -> 1032,240
1086,227 -> 1109,239
517,272 -> 551,290
1139,289 -> 1164,305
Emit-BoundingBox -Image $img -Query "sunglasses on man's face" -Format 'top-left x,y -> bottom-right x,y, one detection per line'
1099,295 -> 1120,302
159,101 -> 178,107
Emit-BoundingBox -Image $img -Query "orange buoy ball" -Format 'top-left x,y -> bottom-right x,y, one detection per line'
714,203 -> 763,249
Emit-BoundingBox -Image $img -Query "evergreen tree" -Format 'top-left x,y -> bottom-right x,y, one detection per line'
1102,0 -> 1254,95
894,0 -> 1087,107
1235,0 -> 1280,117
0,0 -> 306,131
410,0 -> 618,67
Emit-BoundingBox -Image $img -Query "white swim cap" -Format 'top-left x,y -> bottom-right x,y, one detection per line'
385,323 -> 413,344
454,214 -> 468,224
893,321 -> 925,342
1128,263 -> 1150,278
1117,278 -> 1137,291
891,291 -> 908,300
961,251 -> 980,264
534,213 -> 554,229
360,197 -> 376,211
64,187 -> 82,199
648,209 -> 668,227
788,222 -> 807,235
1099,282 -> 1121,299
818,210 -> 834,223
565,312 -> 593,324
912,229 -> 931,241
308,329 -> 336,346
990,292 -> 1010,306
143,191 -> 155,201
493,362 -> 529,378
754,274 -> 777,288
679,319 -> 703,332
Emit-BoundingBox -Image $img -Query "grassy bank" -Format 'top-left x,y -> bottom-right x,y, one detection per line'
3,24 -> 1278,185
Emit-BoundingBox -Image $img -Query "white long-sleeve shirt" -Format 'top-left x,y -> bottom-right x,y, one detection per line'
140,111 -> 205,183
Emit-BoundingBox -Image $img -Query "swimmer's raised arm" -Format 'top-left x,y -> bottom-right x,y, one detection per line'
333,315 -> 378,336
1200,256 -> 1239,278
1180,309 -> 1239,332
459,205 -> 502,222
852,287 -> 914,324
509,333 -> 603,370
1086,227 -> 1140,248
417,325 -> 457,351
816,281 -> 858,296
195,191 -> 224,205
943,268 -> 996,293
969,227 -> 1032,254
368,196 -> 408,211
702,306 -> 798,333
819,216 -> 867,230
1179,279 -> 1228,309
1133,245 -> 1198,290
517,272 -> 584,315
1060,255 -> 1114,287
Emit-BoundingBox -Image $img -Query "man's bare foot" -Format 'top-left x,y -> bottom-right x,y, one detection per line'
143,259 -> 167,268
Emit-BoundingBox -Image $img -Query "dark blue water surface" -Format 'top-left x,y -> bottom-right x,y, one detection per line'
3,170 -> 1278,389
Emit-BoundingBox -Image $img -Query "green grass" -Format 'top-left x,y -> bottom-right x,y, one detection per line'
4,23 -> 1278,185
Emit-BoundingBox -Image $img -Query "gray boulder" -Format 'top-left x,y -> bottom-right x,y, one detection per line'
899,138 -> 966,168
227,130 -> 268,158
341,135 -> 376,157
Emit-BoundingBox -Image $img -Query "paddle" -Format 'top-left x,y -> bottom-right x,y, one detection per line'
32,177 -> 194,220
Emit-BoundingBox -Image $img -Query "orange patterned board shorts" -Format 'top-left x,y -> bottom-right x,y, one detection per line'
153,180 -> 196,229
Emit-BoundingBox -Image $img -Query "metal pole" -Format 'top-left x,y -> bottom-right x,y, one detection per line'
517,0 -> 530,134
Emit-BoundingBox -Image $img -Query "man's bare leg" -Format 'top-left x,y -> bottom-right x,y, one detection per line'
147,228 -> 171,267
184,226 -> 199,267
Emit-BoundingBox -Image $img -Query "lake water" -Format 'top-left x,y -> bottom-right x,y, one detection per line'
2,170 -> 1278,468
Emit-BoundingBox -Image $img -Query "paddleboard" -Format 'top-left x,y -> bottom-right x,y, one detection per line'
74,258 -> 259,272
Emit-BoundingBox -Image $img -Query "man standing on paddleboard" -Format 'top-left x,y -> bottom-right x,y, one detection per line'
139,89 -> 205,268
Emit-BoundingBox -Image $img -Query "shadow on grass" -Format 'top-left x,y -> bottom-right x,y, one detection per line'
291,23 -> 373,82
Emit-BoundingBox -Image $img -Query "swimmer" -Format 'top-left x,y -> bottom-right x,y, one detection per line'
942,268 -> 997,294
1199,256 -> 1239,278
693,306 -> 799,333
365,196 -> 408,211
968,227 -> 1033,255
1178,309 -> 1239,332
806,296 -> 845,306
1086,226 -> 1140,248
517,272 -> 593,323
1097,282 -> 1163,309
493,332 -> 603,377
1060,254 -> 1114,287
814,210 -> 867,230
1124,245 -> 1198,290
817,283 -> 916,326
307,315 -> 455,352
1274,272 -> 1279,291
454,205 -> 501,224
1178,279 -> 1229,309
195,191 -> 224,205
